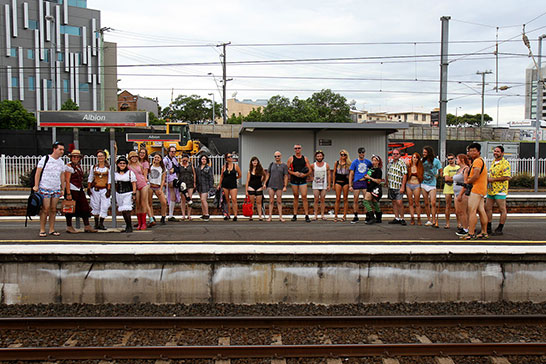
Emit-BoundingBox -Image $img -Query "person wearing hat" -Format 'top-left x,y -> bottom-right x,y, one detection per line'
64,149 -> 97,233
88,149 -> 111,230
115,156 -> 137,233
349,147 -> 373,223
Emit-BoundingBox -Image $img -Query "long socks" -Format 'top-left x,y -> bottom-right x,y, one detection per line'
168,202 -> 175,218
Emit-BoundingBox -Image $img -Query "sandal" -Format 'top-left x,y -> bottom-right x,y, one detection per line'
476,233 -> 489,240
49,231 -> 61,236
460,233 -> 477,240
39,232 -> 47,238
340,217 -> 346,222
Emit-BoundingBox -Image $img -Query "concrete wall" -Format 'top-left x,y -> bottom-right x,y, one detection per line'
2,260 -> 546,304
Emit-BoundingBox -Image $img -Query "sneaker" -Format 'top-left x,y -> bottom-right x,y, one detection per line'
351,216 -> 359,224
425,221 -> 433,226
399,219 -> 407,226
388,219 -> 400,225
233,216 -> 237,222
168,217 -> 178,222
203,215 -> 210,221
291,215 -> 297,222
305,215 -> 311,223
455,227 -> 466,236
160,217 -> 166,225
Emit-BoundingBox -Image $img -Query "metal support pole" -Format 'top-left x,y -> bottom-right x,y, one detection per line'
477,70 -> 492,126
535,35 -> 545,192
217,42 -> 231,124
438,16 -> 450,163
109,128 -> 117,228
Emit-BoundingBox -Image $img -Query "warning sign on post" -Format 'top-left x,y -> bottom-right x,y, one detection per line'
37,111 -> 148,128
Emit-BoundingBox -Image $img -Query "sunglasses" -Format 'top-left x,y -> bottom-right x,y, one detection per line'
294,147 -> 301,149
448,158 -> 455,161
340,153 -> 347,156
274,155 -> 281,157
226,155 -> 232,158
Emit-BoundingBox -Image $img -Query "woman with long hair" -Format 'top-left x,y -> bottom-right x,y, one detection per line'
421,146 -> 442,228
64,150 -> 97,233
218,152 -> 242,221
148,153 -> 167,225
245,156 -> 267,221
178,154 -> 196,220
406,152 -> 424,225
138,148 -> 155,227
115,156 -> 137,233
362,155 -> 384,224
196,154 -> 214,221
454,153 -> 471,236
333,149 -> 351,222
128,150 -> 152,230
88,150 -> 111,230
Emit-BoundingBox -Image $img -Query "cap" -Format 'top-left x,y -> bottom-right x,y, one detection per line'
117,156 -> 128,164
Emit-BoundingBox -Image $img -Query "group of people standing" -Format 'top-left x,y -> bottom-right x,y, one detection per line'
32,141 -> 511,239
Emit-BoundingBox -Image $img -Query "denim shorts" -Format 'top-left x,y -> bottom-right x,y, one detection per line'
39,188 -> 62,199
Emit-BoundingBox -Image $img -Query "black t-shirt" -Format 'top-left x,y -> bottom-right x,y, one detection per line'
366,167 -> 382,193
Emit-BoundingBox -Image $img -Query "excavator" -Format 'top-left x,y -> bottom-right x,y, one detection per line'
137,122 -> 202,156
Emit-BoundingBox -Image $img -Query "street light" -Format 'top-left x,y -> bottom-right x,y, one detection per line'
208,93 -> 215,124
455,106 -> 462,117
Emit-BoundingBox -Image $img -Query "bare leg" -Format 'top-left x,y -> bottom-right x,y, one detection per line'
48,197 -> 59,233
276,190 -> 284,221
342,184 -> 349,220
313,189 -> 320,220
230,188 -> 238,217
444,194 -> 452,228
300,184 -> 309,215
422,188 -> 431,223
291,185 -> 299,215
256,193 -> 263,219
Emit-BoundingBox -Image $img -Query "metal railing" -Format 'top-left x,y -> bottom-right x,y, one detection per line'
0,155 -> 543,186
0,154 -> 226,186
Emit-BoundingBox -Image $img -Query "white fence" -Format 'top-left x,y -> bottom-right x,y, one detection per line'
0,155 -> 544,186
0,154 -> 226,186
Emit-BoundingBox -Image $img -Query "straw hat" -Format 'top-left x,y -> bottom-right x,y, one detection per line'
128,151 -> 138,159
69,149 -> 82,157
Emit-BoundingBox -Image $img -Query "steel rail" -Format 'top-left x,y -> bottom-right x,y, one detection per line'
1,343 -> 546,360
1,315 -> 546,330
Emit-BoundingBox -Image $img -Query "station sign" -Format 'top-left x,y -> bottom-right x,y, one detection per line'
37,111 -> 148,128
126,133 -> 181,142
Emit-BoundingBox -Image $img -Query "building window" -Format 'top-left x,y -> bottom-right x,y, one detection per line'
414,114 -> 418,121
10,48 -> 17,57
11,77 -> 18,87
29,77 -> 35,91
27,49 -> 34,59
47,80 -> 53,89
422,114 -> 426,121
68,0 -> 87,8
79,83 -> 89,92
63,79 -> 69,93
57,53 -> 64,62
29,20 -> 38,30
61,25 -> 81,36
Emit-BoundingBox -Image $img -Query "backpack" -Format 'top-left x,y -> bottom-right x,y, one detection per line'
25,191 -> 44,227
25,155 -> 50,227
29,155 -> 49,189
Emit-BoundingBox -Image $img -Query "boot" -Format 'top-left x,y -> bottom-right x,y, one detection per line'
160,216 -> 166,225
375,211 -> 382,224
365,211 -> 376,225
138,213 -> 147,230
98,218 -> 107,230
123,212 -> 133,233
84,225 -> 98,233
94,216 -> 100,230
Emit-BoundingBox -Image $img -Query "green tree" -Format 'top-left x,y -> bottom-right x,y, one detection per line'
61,98 -> 79,110
162,95 -> 221,123
447,113 -> 493,127
148,112 -> 166,126
308,89 -> 351,123
0,100 -> 36,129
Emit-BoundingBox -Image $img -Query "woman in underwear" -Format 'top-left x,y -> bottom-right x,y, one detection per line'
245,156 -> 267,221
148,153 -> 167,225
405,152 -> 424,225
333,149 -> 351,222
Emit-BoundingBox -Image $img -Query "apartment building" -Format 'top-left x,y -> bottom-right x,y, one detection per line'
525,65 -> 546,120
0,0 -> 117,112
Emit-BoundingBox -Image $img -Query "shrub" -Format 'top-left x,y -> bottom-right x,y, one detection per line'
509,173 -> 533,188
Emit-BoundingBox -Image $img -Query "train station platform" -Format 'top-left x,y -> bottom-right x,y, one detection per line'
1,216 -> 546,306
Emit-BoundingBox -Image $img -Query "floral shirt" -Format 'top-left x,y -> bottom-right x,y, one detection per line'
487,158 -> 511,196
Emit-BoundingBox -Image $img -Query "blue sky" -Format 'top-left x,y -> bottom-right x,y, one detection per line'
90,0 -> 546,124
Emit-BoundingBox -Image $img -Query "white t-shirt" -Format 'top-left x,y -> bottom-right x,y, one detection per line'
148,165 -> 164,185
37,155 -> 66,191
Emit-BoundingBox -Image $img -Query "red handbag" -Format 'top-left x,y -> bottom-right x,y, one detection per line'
242,196 -> 253,217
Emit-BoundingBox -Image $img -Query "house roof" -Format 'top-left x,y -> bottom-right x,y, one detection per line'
240,122 -> 409,135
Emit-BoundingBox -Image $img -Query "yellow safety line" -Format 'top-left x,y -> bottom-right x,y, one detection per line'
1,240 -> 546,244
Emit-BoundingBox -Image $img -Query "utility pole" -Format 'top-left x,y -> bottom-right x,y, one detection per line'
438,16 -> 450,164
217,42 -> 231,124
477,70 -> 492,126
534,35 -> 545,192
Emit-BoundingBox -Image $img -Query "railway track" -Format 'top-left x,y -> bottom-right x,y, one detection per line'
1,315 -> 546,362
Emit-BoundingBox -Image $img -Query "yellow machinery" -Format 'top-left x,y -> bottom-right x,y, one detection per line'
138,122 -> 201,156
